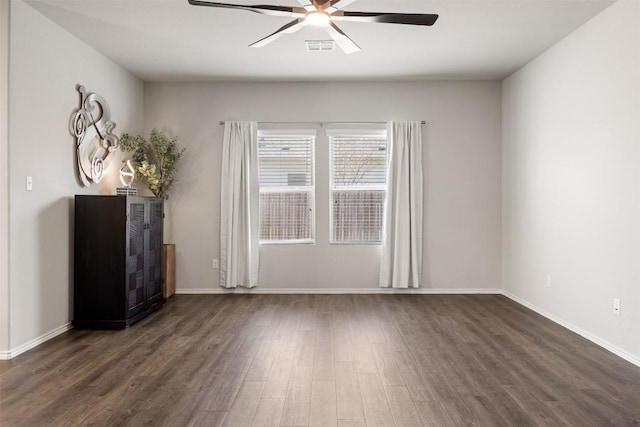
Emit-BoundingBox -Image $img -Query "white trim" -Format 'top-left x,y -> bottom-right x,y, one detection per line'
502,291 -> 640,368
259,239 -> 315,245
258,127 -> 318,136
176,287 -> 501,295
0,323 -> 72,360
325,128 -> 387,137
260,187 -> 313,194
0,0 -> 10,357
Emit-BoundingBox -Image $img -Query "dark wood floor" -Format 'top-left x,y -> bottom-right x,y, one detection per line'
1,295 -> 639,426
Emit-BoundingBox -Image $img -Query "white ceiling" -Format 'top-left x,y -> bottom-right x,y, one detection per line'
25,0 -> 615,82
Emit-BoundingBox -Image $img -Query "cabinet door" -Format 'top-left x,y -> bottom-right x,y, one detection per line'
74,195 -> 128,324
146,198 -> 164,303
126,198 -> 147,316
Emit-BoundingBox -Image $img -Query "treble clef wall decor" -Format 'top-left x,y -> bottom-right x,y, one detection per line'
70,85 -> 119,187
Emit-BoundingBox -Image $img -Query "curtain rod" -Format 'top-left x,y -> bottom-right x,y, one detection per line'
218,120 -> 426,126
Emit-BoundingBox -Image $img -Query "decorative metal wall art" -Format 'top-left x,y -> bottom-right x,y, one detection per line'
71,86 -> 119,187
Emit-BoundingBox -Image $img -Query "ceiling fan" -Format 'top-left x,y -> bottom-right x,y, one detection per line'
187,0 -> 438,54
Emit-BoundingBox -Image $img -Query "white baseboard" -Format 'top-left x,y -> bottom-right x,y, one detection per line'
176,287 -> 502,295
0,322 -> 72,360
502,291 -> 640,368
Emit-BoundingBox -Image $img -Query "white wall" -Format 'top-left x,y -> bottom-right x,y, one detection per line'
144,81 -> 502,292
0,0 -> 10,354
502,0 -> 640,362
6,0 -> 144,355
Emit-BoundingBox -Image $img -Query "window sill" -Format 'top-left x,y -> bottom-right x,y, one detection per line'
260,240 -> 315,245
329,241 -> 382,246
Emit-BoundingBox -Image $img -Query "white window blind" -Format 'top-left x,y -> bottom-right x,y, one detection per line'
330,133 -> 387,243
258,135 -> 315,243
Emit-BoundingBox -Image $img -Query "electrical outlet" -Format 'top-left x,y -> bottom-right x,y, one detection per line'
212,259 -> 219,269
546,275 -> 552,288
613,298 -> 621,315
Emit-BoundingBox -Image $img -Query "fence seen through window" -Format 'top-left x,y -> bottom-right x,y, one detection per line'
258,135 -> 315,243
330,134 -> 387,243
257,130 -> 388,244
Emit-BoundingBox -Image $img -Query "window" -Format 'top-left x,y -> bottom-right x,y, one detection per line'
258,132 -> 315,243
329,131 -> 388,243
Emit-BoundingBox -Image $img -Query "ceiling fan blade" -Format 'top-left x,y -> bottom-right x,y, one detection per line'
295,0 -> 317,12
324,21 -> 360,54
249,18 -> 308,48
324,0 -> 358,14
187,0 -> 306,17
332,11 -> 439,26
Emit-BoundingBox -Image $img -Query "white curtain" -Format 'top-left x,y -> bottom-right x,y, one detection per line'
380,121 -> 424,288
220,121 -> 259,288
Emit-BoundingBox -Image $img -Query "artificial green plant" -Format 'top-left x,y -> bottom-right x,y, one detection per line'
119,129 -> 185,198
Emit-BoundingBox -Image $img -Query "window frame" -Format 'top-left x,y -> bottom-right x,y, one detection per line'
327,128 -> 388,245
257,129 -> 317,245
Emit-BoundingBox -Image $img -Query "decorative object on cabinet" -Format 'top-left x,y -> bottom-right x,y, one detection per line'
116,187 -> 138,196
119,159 -> 136,187
74,195 -> 164,328
70,85 -> 119,187
117,159 -> 137,195
162,243 -> 176,299
119,130 -> 185,198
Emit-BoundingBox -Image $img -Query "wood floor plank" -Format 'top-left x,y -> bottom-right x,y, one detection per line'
299,306 -> 317,331
380,319 -> 409,353
222,381 -> 265,426
281,365 -> 312,427
482,390 -> 538,427
262,357 -> 294,400
358,372 -> 395,427
251,399 -> 285,427
371,342 -> 404,387
295,330 -> 315,367
1,294 -> 639,427
364,318 -> 387,345
414,399 -> 456,427
188,410 -> 228,427
384,385 -> 424,427
245,338 -> 277,382
280,399 -> 311,427
348,315 -> 378,375
312,313 -> 335,380
500,385 -> 565,427
335,362 -> 365,421
286,365 -> 313,402
392,350 -> 438,402
333,327 -> 354,363
336,420 -> 367,427
309,380 -> 337,427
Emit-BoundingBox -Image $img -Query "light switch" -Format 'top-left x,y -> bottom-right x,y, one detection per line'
26,176 -> 33,191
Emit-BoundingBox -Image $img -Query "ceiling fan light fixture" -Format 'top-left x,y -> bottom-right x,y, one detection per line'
305,11 -> 330,27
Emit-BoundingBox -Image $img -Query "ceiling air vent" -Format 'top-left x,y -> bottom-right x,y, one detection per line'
305,40 -> 335,52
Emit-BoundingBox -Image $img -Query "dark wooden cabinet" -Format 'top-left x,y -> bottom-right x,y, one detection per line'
74,195 -> 164,328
